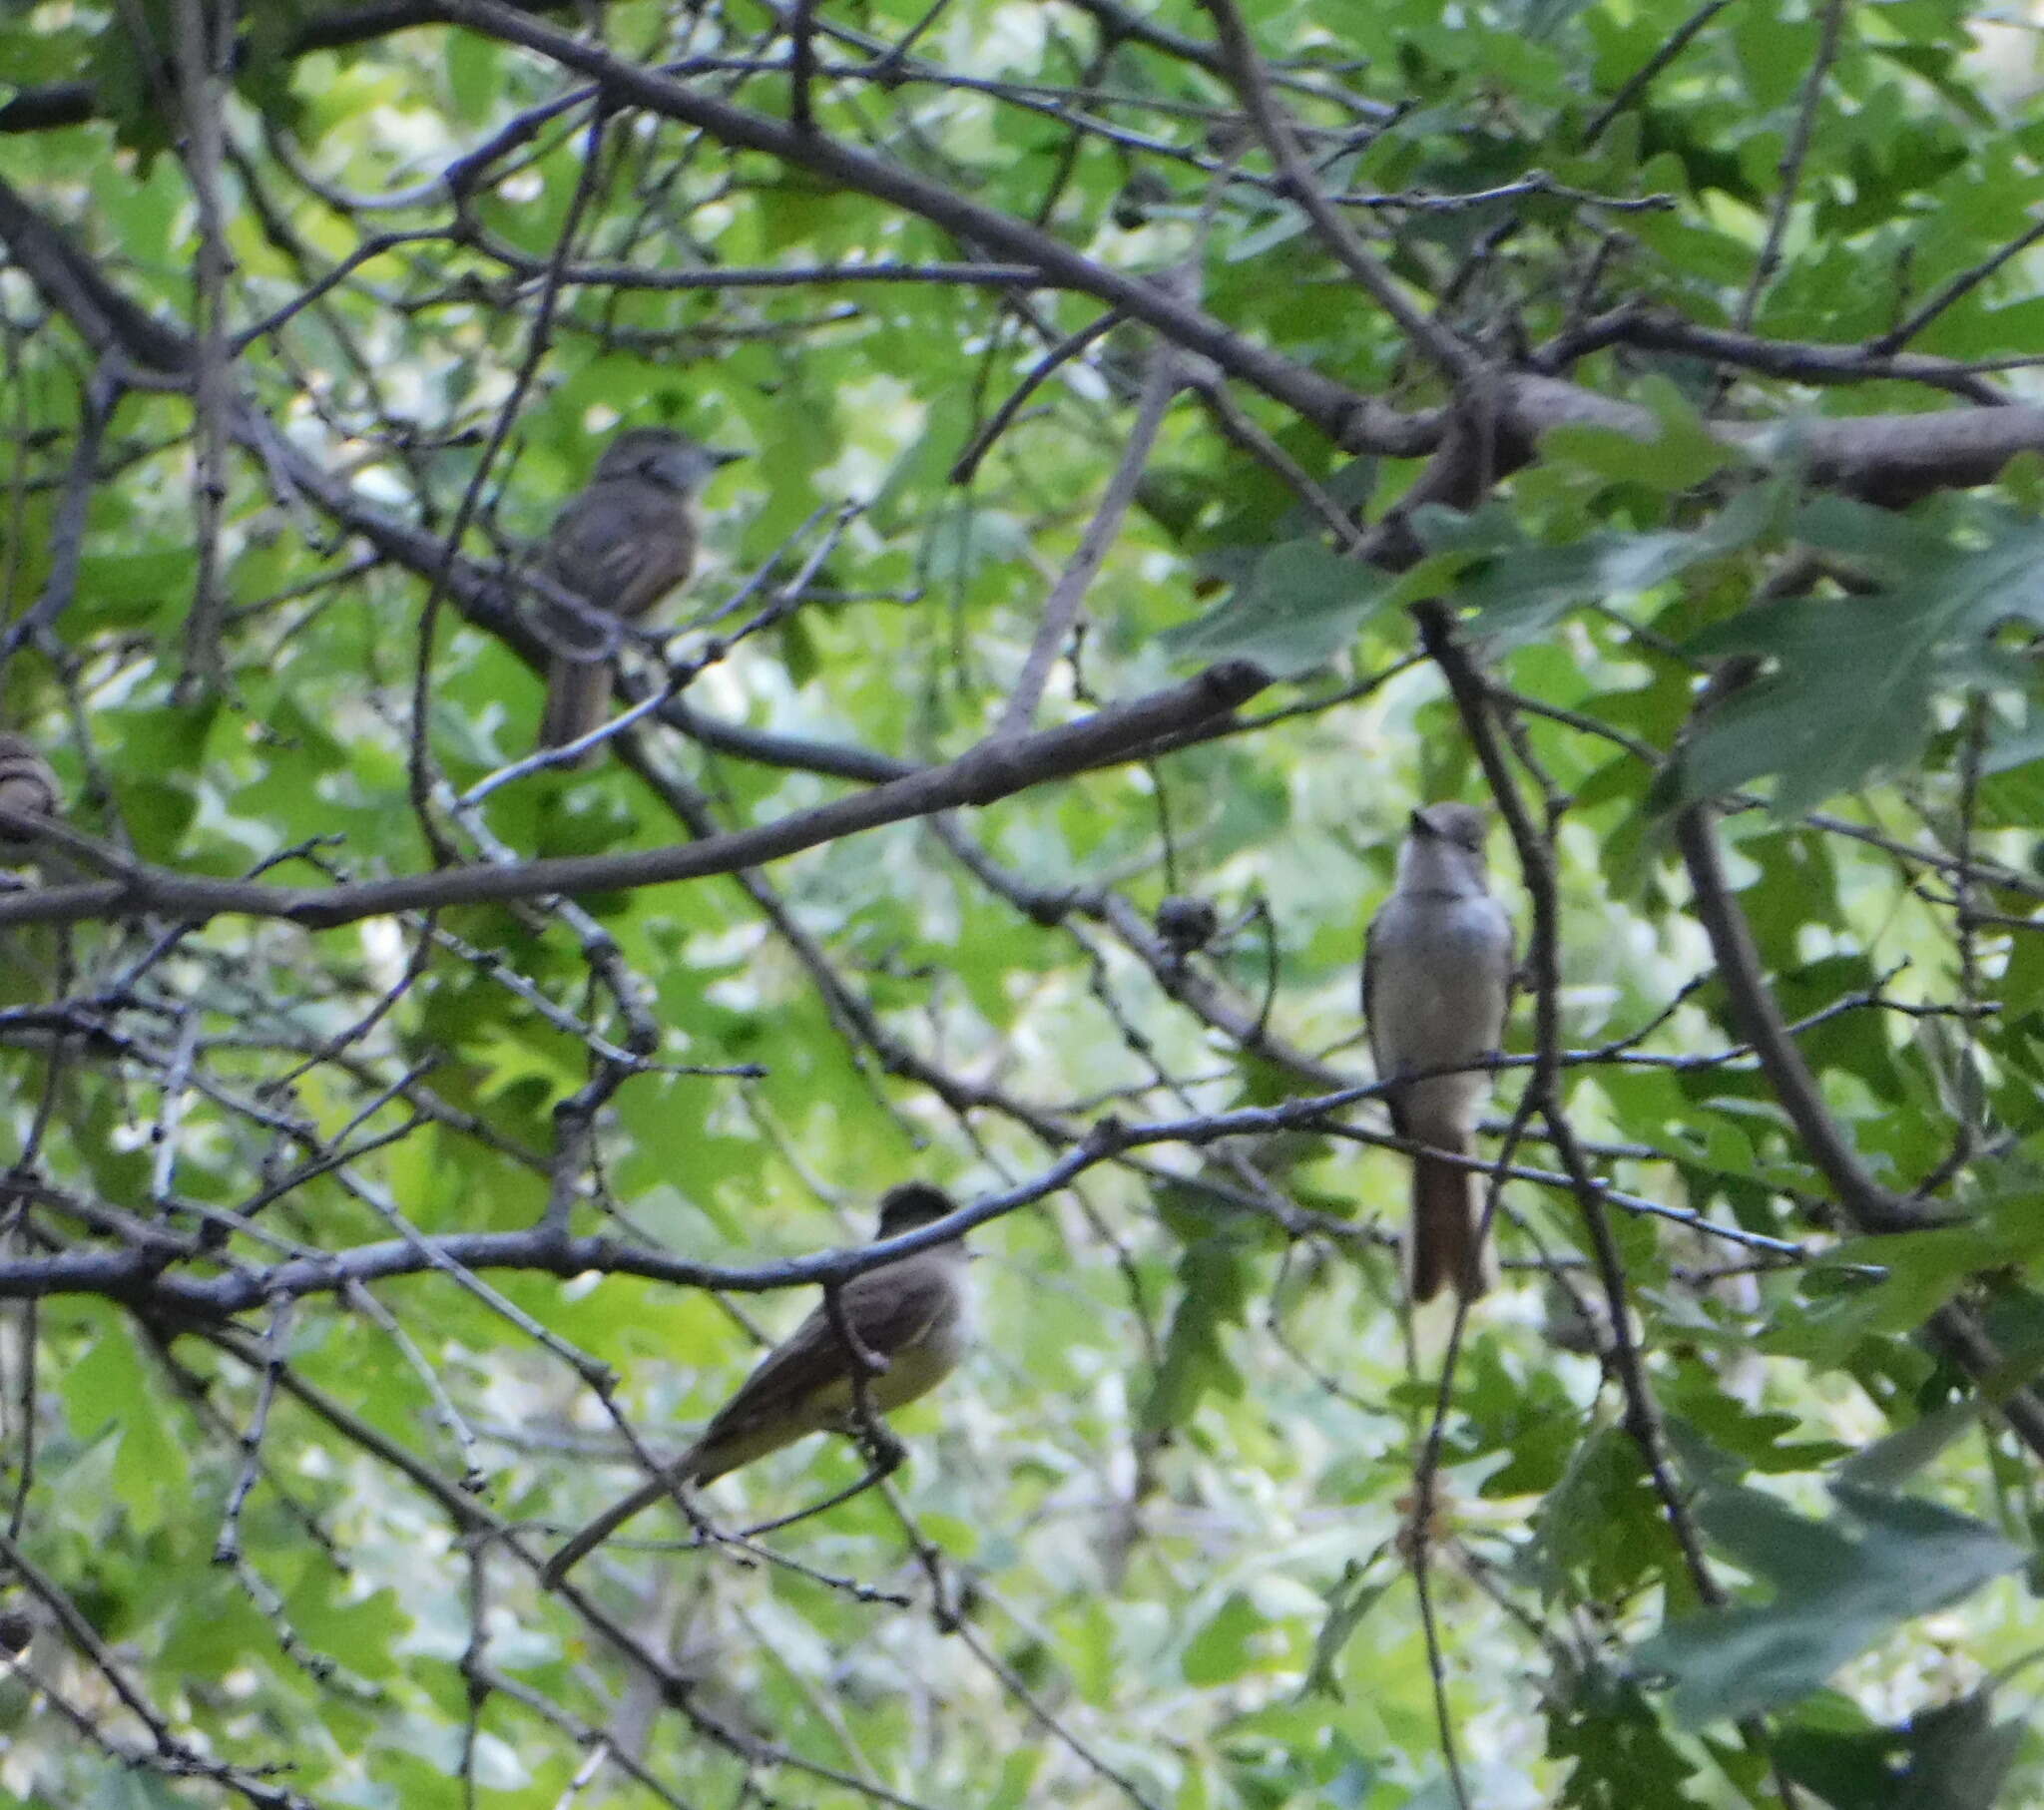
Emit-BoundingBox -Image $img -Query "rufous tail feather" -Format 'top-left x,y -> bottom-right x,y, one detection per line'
540,659 -> 612,764
1408,1133 -> 1489,1304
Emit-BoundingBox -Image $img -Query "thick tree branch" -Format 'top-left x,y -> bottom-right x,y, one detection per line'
0,662 -> 1270,931
1676,802 -> 2044,1464
0,176 -> 194,372
1674,805 -> 1913,1231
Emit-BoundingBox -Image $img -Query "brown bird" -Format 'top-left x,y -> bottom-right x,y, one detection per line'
1363,804 -> 1516,1303
0,734 -> 59,845
544,1184 -> 972,1583
536,426 -> 739,762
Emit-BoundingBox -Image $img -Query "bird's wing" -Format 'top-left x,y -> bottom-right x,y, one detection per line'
1500,899 -> 1523,1018
1361,910 -> 1380,1048
542,487 -> 697,636
1361,910 -> 1408,1138
697,1258 -> 954,1448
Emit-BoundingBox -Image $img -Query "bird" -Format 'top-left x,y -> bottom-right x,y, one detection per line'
0,734 -> 59,845
1362,803 -> 1516,1303
535,426 -> 739,763
543,1183 -> 972,1583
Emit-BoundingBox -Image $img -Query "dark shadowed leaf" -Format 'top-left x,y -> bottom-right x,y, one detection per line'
1417,482 -> 1776,649
1159,539 -> 1395,677
1777,1689 -> 2023,1810
1548,1659 -> 1705,1810
1635,1483 -> 2023,1726
1671,512 -> 2044,813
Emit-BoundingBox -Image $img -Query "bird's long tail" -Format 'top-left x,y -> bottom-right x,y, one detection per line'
539,658 -> 612,764
1407,1126 -> 1490,1304
543,1446 -> 704,1585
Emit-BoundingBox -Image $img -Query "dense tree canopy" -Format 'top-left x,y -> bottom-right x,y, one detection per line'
4,0 -> 2044,1804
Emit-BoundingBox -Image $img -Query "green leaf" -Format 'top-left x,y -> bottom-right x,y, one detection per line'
61,1318 -> 191,1536
104,701 -> 216,861
283,1568 -> 408,1682
1540,375 -> 1730,494
1419,482 -> 1776,649
443,30 -> 495,125
1548,1659 -> 1704,1810
1777,1689 -> 2023,1810
1182,1591 -> 1263,1684
78,548 -> 198,631
1762,1222 -> 2023,1371
1672,513 -> 2044,812
1835,1404 -> 1978,1492
89,1769 -> 202,1810
1159,539 -> 1394,677
1300,1559 -> 1391,1701
1528,1426 -> 1685,1602
1635,1484 -> 2024,1726
1453,1340 -> 1583,1497
1139,1186 -> 1261,1434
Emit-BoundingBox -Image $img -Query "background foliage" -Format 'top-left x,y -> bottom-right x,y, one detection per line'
4,0 -> 2044,1805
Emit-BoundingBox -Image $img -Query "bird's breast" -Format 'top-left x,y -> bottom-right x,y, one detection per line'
1369,894 -> 1511,1076
868,1337 -> 957,1412
891,1268 -> 976,1402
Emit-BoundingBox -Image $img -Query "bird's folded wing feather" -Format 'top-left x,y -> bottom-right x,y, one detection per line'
544,489 -> 694,632
1361,915 -> 1380,1057
1361,917 -> 1409,1137
698,1263 -> 952,1446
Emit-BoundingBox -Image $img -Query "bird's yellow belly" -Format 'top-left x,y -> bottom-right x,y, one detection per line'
809,1332 -> 960,1424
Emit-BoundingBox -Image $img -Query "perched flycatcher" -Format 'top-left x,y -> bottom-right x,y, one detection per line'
1363,803 -> 1515,1303
544,1184 -> 971,1582
536,426 -> 739,762
0,734 -> 59,844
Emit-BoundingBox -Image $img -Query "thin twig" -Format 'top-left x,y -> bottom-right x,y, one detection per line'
1736,0 -> 1848,332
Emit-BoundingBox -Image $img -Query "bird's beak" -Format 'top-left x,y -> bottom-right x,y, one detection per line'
1408,807 -> 1435,837
708,447 -> 745,468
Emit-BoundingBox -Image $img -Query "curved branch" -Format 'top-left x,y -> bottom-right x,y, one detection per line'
1674,805 -> 1913,1230
1676,802 -> 2044,1465
0,662 -> 1271,932
4,1071 -> 1780,1315
1538,305 -> 2011,406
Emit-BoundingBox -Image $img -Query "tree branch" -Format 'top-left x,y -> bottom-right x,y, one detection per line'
1676,802 -> 2044,1465
0,0 -> 591,134
0,662 -> 1271,931
422,0 -> 1427,455
1199,0 -> 1479,384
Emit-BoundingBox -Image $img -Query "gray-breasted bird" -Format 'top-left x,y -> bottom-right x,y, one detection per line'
1362,803 -> 1515,1303
543,1184 -> 971,1582
536,426 -> 739,762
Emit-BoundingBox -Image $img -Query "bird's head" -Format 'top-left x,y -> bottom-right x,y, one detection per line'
594,426 -> 743,495
1408,801 -> 1489,855
874,1183 -> 959,1240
